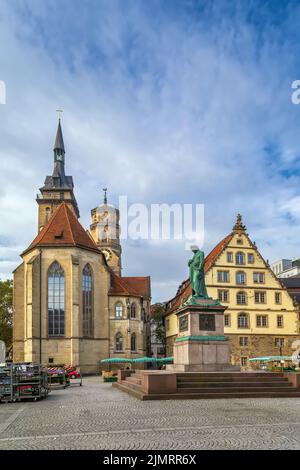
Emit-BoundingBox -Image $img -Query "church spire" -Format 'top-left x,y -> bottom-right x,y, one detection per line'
54,118 -> 65,154
53,118 -> 65,165
36,117 -> 79,231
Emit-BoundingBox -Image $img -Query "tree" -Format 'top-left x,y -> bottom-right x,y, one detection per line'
151,302 -> 166,348
0,279 -> 13,350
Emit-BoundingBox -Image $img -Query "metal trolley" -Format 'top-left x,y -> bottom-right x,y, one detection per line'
65,365 -> 82,387
0,363 -> 49,403
47,367 -> 70,389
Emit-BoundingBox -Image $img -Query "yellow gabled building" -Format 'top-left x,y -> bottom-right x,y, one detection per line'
164,215 -> 300,368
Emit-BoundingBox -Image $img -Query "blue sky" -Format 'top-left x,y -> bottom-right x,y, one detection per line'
1,0 -> 300,302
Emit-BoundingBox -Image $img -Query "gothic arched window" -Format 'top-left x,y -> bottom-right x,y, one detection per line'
131,333 -> 136,352
48,261 -> 65,336
115,333 -> 123,351
130,303 -> 136,319
82,264 -> 93,337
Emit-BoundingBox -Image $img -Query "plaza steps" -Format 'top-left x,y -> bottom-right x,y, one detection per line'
114,371 -> 300,400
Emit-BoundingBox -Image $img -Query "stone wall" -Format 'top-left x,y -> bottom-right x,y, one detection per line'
165,333 -> 299,369
228,334 -> 300,367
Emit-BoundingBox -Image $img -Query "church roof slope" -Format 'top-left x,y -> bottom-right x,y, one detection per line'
109,273 -> 151,299
24,203 -> 100,254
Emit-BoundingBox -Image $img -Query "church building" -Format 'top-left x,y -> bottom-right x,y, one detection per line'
13,121 -> 151,373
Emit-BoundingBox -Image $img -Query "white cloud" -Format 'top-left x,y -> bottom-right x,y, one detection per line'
1,1 -> 300,300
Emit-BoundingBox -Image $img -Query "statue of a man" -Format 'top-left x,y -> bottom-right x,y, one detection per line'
188,246 -> 208,298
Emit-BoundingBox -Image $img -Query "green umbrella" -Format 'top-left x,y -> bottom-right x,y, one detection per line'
100,358 -> 133,364
249,356 -> 292,362
131,356 -> 156,363
131,356 -> 174,364
156,357 -> 173,363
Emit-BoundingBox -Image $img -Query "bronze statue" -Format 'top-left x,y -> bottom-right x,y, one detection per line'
188,246 -> 209,299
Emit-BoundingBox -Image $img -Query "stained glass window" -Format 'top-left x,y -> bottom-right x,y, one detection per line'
83,264 -> 93,337
48,261 -> 65,336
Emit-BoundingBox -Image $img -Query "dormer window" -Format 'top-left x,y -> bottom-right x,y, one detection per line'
54,230 -> 64,239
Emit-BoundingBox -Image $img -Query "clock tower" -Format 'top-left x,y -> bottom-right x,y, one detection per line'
89,189 -> 122,275
36,119 -> 80,231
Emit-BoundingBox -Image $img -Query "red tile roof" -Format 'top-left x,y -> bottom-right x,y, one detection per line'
204,234 -> 232,272
165,234 -> 232,314
24,202 -> 101,254
109,272 -> 151,299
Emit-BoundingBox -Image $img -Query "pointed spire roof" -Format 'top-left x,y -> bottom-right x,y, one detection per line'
24,203 -> 100,254
53,119 -> 65,152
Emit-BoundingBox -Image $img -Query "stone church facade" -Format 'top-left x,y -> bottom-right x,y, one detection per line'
13,121 -> 151,373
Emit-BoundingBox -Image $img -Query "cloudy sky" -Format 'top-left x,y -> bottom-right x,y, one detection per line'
1,0 -> 300,302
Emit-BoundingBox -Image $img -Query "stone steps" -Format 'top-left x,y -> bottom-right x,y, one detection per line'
176,372 -> 284,378
177,381 -> 291,388
177,386 -> 294,393
177,376 -> 288,383
125,376 -> 142,385
115,371 -> 300,400
120,380 -> 141,391
140,391 -> 300,400
113,382 -> 142,399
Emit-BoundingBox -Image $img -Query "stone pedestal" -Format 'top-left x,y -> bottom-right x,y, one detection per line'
168,299 -> 239,372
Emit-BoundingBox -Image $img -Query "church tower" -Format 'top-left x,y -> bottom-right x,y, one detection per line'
89,189 -> 122,275
36,119 -> 79,231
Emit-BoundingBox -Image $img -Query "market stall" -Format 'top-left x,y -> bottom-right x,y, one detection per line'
249,356 -> 295,371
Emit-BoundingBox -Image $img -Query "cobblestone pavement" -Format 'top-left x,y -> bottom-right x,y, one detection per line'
1,376 -> 300,449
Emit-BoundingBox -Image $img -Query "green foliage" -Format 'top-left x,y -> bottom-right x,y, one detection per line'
151,302 -> 166,347
0,279 -> 13,349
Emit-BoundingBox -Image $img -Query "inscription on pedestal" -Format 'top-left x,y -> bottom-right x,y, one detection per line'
179,315 -> 189,332
199,314 -> 215,331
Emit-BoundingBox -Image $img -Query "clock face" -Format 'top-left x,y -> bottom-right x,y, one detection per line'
102,249 -> 112,262
56,154 -> 64,162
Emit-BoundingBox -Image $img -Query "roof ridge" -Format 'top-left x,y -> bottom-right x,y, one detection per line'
42,204 -> 61,237
63,203 -> 76,245
24,202 -> 100,254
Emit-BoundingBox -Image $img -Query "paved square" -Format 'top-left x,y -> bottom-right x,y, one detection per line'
1,376 -> 300,449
